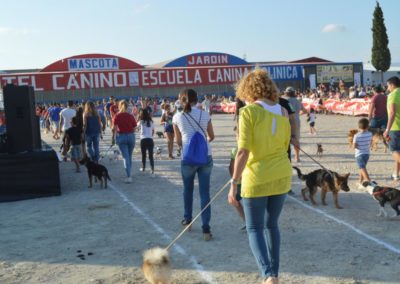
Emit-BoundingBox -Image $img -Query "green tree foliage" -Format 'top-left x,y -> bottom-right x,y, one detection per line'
371,1 -> 391,74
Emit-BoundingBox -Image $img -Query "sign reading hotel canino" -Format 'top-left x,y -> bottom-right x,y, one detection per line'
0,53 -> 305,91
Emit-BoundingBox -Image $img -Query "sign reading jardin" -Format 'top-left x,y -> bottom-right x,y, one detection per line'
68,57 -> 119,71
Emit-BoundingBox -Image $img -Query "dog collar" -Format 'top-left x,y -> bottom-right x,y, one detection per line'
373,187 -> 389,197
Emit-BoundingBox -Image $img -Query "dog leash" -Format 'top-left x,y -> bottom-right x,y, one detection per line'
295,145 -> 334,176
165,179 -> 231,251
99,144 -> 115,161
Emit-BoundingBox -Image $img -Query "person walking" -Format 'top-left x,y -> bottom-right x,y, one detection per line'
160,103 -> 175,159
138,108 -> 155,175
368,85 -> 388,129
282,87 -> 308,162
112,100 -> 137,183
384,77 -> 400,180
82,102 -> 102,163
173,89 -> 215,241
228,69 -> 292,284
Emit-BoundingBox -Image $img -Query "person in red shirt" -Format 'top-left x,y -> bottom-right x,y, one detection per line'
112,100 -> 137,183
109,97 -> 119,127
368,85 -> 388,129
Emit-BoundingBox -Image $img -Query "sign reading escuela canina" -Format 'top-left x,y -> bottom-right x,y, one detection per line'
0,53 -> 304,91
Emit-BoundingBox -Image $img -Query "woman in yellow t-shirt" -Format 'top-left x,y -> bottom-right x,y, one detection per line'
228,69 -> 292,284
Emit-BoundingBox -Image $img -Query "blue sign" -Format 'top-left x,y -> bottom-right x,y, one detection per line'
165,52 -> 248,67
260,65 -> 303,81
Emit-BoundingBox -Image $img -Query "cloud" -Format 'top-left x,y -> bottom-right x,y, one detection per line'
322,24 -> 346,33
133,3 -> 151,14
0,27 -> 35,36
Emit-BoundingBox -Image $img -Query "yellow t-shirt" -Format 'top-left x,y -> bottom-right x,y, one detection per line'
238,104 -> 292,198
387,88 -> 400,131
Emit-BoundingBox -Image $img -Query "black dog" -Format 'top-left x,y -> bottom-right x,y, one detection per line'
156,131 -> 164,138
362,181 -> 400,217
293,166 -> 350,209
79,156 -> 111,188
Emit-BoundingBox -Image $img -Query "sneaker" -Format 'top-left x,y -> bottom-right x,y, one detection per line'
124,177 -> 132,183
203,232 -> 213,241
391,174 -> 399,181
140,168 -> 145,172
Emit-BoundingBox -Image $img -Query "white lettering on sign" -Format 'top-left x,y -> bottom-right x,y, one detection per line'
187,54 -> 229,66
262,66 -> 300,80
1,76 -> 16,85
52,74 -> 65,90
141,69 -> 202,86
208,67 -> 249,83
68,57 -> 119,71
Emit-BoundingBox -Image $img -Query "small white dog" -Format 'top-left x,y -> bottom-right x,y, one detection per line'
142,247 -> 171,284
155,147 -> 162,160
109,149 -> 121,163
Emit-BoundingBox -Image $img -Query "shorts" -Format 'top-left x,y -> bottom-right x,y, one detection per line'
71,145 -> 81,160
309,122 -> 315,127
235,184 -> 242,201
356,154 -> 369,169
370,117 -> 387,129
51,120 -> 59,130
164,124 -> 174,133
388,131 -> 400,152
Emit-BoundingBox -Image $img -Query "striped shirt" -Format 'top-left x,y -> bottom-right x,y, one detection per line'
172,107 -> 212,157
353,131 -> 372,157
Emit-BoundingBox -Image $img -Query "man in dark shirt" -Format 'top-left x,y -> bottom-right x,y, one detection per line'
368,85 -> 388,129
279,96 -> 297,195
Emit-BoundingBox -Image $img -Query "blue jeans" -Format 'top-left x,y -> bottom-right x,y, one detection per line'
242,194 -> 287,279
181,156 -> 213,233
116,133 -> 135,177
370,117 -> 387,129
85,133 -> 100,162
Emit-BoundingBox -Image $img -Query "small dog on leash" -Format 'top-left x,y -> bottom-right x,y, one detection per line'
79,156 -> 111,188
109,149 -> 121,163
176,147 -> 181,158
155,147 -> 162,160
316,143 -> 323,157
156,131 -> 164,139
293,166 -> 350,209
362,181 -> 400,217
142,247 -> 171,284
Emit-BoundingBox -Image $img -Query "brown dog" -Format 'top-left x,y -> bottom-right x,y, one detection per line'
316,143 -> 323,157
142,247 -> 171,284
347,128 -> 388,152
293,167 -> 350,209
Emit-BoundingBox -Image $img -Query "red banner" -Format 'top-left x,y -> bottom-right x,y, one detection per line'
0,66 -> 253,91
302,98 -> 370,116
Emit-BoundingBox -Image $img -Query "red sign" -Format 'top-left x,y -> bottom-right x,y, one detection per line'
0,66 -> 253,91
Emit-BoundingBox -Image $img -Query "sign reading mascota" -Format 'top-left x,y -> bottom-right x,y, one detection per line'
68,57 -> 119,71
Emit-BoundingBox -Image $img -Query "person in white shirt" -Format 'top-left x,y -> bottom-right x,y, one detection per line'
352,118 -> 372,185
307,108 -> 317,135
59,100 -> 76,132
138,108 -> 155,175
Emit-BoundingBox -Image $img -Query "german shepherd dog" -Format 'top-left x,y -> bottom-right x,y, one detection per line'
348,128 -> 388,152
362,181 -> 400,217
293,167 -> 350,209
79,156 -> 111,188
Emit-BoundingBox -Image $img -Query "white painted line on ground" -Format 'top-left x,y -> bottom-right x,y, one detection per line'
288,196 -> 400,255
108,183 -> 216,284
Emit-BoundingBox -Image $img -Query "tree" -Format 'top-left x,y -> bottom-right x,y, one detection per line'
371,1 -> 391,83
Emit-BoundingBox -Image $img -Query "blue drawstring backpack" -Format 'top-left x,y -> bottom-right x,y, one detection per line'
182,112 -> 208,166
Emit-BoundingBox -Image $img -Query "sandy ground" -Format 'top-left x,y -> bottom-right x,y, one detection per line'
1,113 -> 400,284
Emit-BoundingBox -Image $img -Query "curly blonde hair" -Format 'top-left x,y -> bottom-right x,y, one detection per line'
235,68 -> 279,103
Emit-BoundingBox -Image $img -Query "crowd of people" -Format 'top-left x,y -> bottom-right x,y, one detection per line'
27,73 -> 400,284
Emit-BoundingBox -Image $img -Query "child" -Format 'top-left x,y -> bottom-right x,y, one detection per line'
352,118 -> 372,185
65,117 -> 82,173
307,108 -> 317,135
229,127 -> 245,230
138,109 -> 155,175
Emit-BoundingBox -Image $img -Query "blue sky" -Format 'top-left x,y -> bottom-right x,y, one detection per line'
0,0 -> 399,70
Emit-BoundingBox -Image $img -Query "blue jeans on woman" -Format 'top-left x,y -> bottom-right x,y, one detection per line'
181,156 -> 213,233
85,133 -> 100,162
116,133 -> 135,177
242,193 -> 287,279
